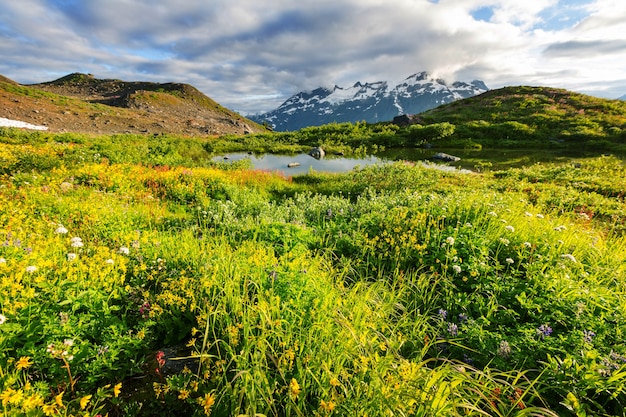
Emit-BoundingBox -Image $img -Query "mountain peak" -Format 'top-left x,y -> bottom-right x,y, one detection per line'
250,71 -> 488,131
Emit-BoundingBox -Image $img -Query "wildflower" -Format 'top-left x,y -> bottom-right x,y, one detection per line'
26,265 -> 37,273
198,392 -> 215,415
79,394 -> 92,410
583,330 -> 596,344
524,211 -> 533,217
55,226 -> 68,234
105,259 -> 115,265
445,236 -> 455,246
438,309 -> 448,320
70,237 -> 83,247
560,254 -> 577,263
119,246 -> 130,255
554,225 -> 567,232
289,378 -> 301,400
63,338 -> 74,347
505,225 -> 515,232
15,356 -> 32,370
537,324 -> 553,339
329,377 -> 340,387
497,341 -> 511,359
0,257 -> 5,265
320,399 -> 336,412
55,391 -> 64,408
458,313 -> 468,323
505,258 -> 514,265
536,213 -> 544,219
498,238 -> 510,245
447,322 -> 458,337
178,389 -> 190,400
523,242 -> 532,248
0,314 -> 6,325
487,211 -> 498,217
67,253 -> 77,261
452,265 -> 462,274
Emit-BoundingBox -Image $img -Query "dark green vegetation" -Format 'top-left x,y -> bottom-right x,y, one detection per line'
1,126 -> 626,416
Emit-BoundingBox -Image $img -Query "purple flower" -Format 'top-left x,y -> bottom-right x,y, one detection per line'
583,330 -> 596,344
438,309 -> 448,320
458,313 -> 468,323
537,324 -> 553,339
447,322 -> 458,337
498,340 -> 511,359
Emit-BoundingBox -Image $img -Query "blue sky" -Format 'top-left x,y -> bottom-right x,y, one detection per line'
1,0 -> 625,114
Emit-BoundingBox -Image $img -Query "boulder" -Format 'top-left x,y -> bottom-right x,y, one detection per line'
431,152 -> 461,162
308,147 -> 325,159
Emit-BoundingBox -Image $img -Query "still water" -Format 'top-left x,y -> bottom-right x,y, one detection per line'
214,148 -> 625,176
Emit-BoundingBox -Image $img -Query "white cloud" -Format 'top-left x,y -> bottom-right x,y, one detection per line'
1,0 -> 625,114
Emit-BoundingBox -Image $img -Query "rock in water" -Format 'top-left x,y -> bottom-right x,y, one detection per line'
308,147 -> 325,159
431,152 -> 461,162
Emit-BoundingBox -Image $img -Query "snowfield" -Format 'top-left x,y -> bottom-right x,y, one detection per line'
0,117 -> 48,130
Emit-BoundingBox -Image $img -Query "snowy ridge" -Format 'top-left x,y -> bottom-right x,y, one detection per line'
250,71 -> 488,131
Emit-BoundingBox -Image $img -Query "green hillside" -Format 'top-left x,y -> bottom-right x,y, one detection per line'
418,86 -> 626,148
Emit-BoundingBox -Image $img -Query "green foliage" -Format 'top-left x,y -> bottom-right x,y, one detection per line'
1,131 -> 626,416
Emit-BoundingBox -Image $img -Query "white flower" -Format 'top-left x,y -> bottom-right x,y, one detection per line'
26,265 -> 38,273
554,225 -> 567,232
523,242 -> 532,248
55,226 -> 68,234
0,257 -> 6,265
536,213 -> 544,219
67,253 -> 77,261
505,258 -> 515,264
487,211 -> 498,217
505,225 -> 515,232
445,237 -> 455,246
105,259 -> 115,265
578,212 -> 590,220
561,254 -> 577,263
499,238 -> 510,245
119,246 -> 130,255
452,265 -> 462,274
63,338 -> 74,347
0,314 -> 6,325
524,211 -> 533,217
70,237 -> 84,247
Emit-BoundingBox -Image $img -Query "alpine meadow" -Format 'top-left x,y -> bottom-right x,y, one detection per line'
1,80 -> 626,417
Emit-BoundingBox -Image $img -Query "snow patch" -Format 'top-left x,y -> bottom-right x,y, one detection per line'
0,117 -> 48,130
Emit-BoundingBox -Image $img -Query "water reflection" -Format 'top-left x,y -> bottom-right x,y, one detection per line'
215,153 -> 385,176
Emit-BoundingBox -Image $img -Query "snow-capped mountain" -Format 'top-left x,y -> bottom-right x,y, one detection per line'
250,71 -> 488,131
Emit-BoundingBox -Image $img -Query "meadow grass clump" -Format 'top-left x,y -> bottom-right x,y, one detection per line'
1,130 -> 625,416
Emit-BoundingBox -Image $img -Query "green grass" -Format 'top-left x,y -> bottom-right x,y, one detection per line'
0,129 -> 625,416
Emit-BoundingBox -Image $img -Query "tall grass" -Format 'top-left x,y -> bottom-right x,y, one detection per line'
0,130 -> 625,416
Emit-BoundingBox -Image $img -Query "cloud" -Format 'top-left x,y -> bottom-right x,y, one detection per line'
1,0 -> 626,114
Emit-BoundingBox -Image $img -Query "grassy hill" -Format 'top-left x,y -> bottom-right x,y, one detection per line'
418,86 -> 626,148
0,73 -> 264,136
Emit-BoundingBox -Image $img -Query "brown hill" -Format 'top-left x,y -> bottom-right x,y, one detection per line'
0,72 -> 264,136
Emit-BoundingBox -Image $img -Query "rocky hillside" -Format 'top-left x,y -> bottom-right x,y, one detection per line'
0,73 -> 264,136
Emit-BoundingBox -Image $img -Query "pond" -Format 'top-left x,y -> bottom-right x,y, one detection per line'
214,148 -> 626,176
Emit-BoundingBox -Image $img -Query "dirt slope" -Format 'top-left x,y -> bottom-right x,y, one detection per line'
0,73 -> 265,136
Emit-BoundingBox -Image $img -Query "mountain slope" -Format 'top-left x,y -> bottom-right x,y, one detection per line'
0,73 -> 263,135
250,71 -> 488,131
418,85 -> 626,143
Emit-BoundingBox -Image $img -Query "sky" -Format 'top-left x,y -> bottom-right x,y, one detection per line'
1,0 -> 626,115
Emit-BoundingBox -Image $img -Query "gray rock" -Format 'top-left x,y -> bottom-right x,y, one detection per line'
431,152 -> 461,162
308,147 -> 325,159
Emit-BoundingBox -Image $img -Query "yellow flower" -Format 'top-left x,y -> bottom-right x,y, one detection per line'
289,378 -> 301,400
321,399 -> 336,412
55,391 -> 64,408
198,392 -> 216,415
42,404 -> 57,416
114,382 -> 122,398
79,394 -> 92,410
178,389 -> 190,400
15,356 -> 32,370
329,377 -> 340,387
